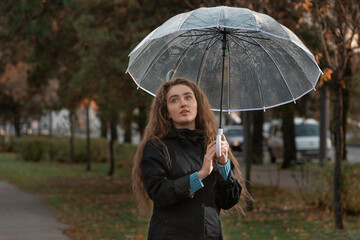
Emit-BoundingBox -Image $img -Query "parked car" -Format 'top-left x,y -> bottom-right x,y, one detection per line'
223,125 -> 244,151
267,118 -> 333,162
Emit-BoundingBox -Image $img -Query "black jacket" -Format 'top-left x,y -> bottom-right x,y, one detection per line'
141,128 -> 241,240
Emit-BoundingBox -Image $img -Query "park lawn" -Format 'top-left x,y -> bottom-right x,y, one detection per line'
0,153 -> 359,240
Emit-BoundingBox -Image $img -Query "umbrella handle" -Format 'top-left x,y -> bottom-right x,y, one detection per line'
216,128 -> 223,157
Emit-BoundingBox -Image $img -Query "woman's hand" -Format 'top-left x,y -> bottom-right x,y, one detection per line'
216,135 -> 229,165
198,136 -> 229,180
198,141 -> 216,180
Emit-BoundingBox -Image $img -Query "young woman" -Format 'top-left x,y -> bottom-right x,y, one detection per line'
132,78 -> 251,240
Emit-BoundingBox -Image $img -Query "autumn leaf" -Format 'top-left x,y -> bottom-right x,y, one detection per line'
294,0 -> 313,12
321,68 -> 333,82
340,79 -> 346,89
0,62 -> 29,101
315,52 -> 323,64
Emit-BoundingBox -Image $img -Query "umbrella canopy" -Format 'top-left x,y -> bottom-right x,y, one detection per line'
126,6 -> 322,113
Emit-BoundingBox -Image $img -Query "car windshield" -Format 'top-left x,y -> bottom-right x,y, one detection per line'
225,129 -> 243,136
295,124 -> 319,137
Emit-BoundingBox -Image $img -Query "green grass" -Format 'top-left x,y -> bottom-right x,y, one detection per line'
0,153 -> 359,240
222,185 -> 360,240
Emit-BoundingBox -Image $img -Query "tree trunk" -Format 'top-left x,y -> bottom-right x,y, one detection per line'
47,111 -> 54,161
319,86 -> 329,166
69,111 -> 75,163
38,115 -> 41,135
342,87 -> 349,160
333,75 -> 344,229
49,111 -> 53,137
14,111 -> 21,137
281,105 -> 296,169
243,111 -> 253,211
136,105 -> 147,138
100,115 -> 108,138
124,109 -> 132,143
108,114 -> 118,176
86,103 -> 91,171
252,110 -> 263,164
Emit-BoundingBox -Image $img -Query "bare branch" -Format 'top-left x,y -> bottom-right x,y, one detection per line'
314,0 -> 333,68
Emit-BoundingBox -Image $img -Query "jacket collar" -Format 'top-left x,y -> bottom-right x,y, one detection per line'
165,127 -> 205,145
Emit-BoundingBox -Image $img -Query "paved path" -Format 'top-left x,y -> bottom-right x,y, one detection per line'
0,181 -> 70,240
249,165 -> 311,191
236,150 -> 312,191
0,156 -> 311,240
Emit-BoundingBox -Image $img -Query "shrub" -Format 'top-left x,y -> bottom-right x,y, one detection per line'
0,135 -> 15,152
14,136 -> 47,161
306,162 -> 360,215
116,143 -> 138,170
14,135 -> 110,163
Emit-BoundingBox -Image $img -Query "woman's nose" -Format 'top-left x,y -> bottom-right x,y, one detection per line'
180,98 -> 187,106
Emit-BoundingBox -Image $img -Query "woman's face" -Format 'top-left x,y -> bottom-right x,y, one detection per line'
166,84 -> 198,130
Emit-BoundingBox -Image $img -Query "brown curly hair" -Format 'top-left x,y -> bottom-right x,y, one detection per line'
132,77 -> 251,213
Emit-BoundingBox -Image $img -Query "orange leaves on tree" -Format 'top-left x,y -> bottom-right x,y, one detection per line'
43,78 -> 59,106
322,68 -> 333,82
340,79 -> 346,89
315,52 -> 323,64
324,30 -> 333,39
319,2 -> 331,18
0,62 -> 29,102
51,18 -> 59,32
318,68 -> 333,87
295,0 -> 313,12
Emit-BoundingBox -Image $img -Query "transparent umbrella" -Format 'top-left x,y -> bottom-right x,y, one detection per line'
126,6 -> 322,156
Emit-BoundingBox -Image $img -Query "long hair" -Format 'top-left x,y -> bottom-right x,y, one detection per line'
132,77 -> 252,213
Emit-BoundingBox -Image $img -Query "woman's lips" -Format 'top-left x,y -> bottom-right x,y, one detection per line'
180,110 -> 189,115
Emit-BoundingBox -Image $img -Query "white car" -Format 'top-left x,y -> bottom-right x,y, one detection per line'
223,125 -> 244,151
267,118 -> 333,162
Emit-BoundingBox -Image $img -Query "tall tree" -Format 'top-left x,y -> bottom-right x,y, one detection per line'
295,0 -> 360,229
252,110 -> 264,164
242,111 -> 253,210
281,104 -> 297,168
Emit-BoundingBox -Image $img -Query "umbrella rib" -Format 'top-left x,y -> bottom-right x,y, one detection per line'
231,29 -> 259,34
138,33 -> 187,86
233,33 -> 270,41
180,33 -> 218,37
128,36 -> 161,70
252,37 -> 296,102
171,34 -> 207,77
272,40 -> 315,89
191,28 -> 219,33
196,35 -> 222,86
229,33 -> 261,46
185,13 -> 216,28
192,34 -> 221,45
206,8 -> 218,25
227,40 -> 231,112
206,35 -> 223,50
217,7 -> 223,26
228,35 -> 266,109
178,11 -> 194,31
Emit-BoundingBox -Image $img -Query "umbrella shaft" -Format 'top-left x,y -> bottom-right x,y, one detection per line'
219,30 -> 227,128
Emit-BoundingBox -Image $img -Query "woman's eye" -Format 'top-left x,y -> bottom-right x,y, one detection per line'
185,95 -> 192,100
171,98 -> 178,103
